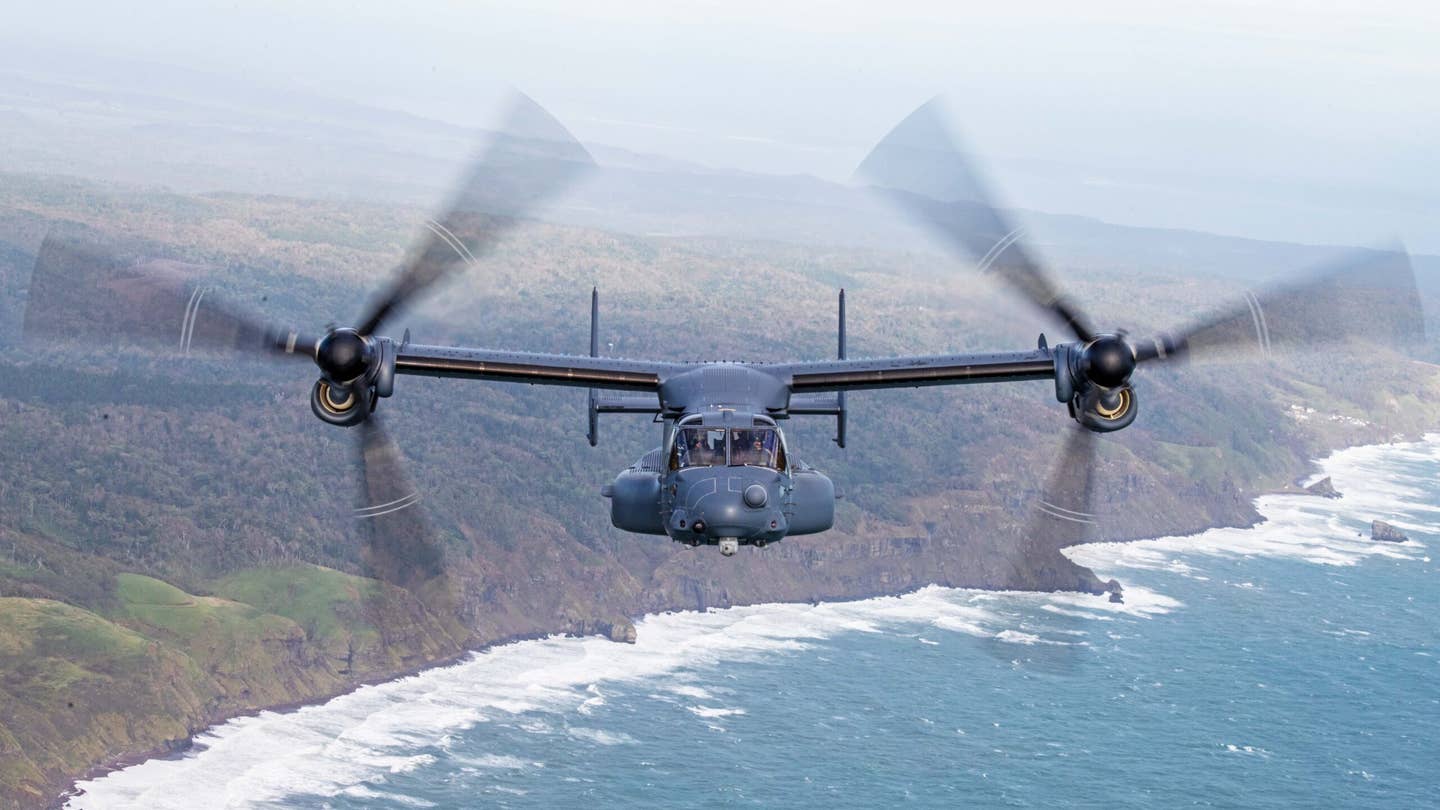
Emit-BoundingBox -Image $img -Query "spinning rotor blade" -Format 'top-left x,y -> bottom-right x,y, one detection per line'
979,427 -> 1114,675
355,415 -> 465,650
1135,247 -> 1424,364
346,94 -> 589,621
23,234 -> 317,360
356,92 -> 595,336
1006,427 -> 1107,590
858,98 -> 1094,341
355,415 -> 447,593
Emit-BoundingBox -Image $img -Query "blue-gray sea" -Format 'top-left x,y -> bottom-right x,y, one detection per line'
71,436 -> 1440,809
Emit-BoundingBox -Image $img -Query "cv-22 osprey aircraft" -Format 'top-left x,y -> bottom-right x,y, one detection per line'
27,95 -> 1423,583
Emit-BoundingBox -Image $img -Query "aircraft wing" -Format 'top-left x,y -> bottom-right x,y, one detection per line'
394,343 -> 675,392
774,349 -> 1056,393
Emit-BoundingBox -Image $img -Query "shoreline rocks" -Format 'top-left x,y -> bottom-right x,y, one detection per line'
1304,476 -> 1342,499
573,617 -> 638,644
1371,520 -> 1409,543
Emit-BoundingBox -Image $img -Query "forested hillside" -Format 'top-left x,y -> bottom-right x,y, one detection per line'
1,176 -> 1436,808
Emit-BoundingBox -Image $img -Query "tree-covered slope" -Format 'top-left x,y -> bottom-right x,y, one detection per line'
1,177 -> 1436,808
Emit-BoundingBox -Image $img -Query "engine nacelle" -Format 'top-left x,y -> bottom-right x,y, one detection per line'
310,336 -> 395,427
605,469 -> 665,535
1053,335 -> 1139,433
310,379 -> 372,427
786,468 -> 835,535
1070,384 -> 1137,432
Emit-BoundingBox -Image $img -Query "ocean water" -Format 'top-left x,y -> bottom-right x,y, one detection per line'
70,437 -> 1440,809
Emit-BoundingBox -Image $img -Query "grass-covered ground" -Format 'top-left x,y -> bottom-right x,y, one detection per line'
1,174 -> 1437,808
0,564 -> 461,810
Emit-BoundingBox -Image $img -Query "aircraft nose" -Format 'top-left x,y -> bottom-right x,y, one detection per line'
710,497 -> 748,527
674,470 -> 785,541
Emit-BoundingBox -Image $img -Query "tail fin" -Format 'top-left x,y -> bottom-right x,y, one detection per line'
586,286 -> 600,446
835,289 -> 848,448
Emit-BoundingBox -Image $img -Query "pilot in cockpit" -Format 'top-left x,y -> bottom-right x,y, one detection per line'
750,435 -> 774,467
690,434 -> 714,466
730,429 -> 775,467
678,428 -> 725,467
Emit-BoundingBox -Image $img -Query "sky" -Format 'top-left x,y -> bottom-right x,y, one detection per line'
4,0 -> 1438,249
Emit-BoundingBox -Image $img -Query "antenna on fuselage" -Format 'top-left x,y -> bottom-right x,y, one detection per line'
586,286 -> 600,447
835,288 -> 848,449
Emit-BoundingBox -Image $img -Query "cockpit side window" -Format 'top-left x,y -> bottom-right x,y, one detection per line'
674,427 -> 727,468
728,428 -> 781,469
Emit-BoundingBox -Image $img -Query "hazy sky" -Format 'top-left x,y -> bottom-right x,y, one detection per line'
6,0 -> 1438,249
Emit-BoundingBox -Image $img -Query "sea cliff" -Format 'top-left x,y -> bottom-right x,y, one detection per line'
2,179 -> 1436,809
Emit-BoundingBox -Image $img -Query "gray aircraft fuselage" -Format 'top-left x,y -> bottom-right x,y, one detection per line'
395,321 -> 1065,555
596,354 -> 1048,554
604,395 -> 837,555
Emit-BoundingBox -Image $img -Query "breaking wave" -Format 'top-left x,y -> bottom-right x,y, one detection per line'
69,435 -> 1437,809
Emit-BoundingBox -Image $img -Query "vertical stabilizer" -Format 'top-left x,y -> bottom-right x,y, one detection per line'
587,286 -> 600,446
835,289 -> 848,448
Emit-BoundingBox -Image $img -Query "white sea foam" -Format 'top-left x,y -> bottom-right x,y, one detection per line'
68,434 -> 1439,809
1040,605 -> 1112,621
1067,435 -> 1437,576
338,785 -> 437,807
686,706 -> 746,719
577,684 -> 606,715
565,727 -> 636,746
665,684 -> 713,700
452,753 -> 534,770
993,630 -> 1047,645
66,585 -> 1124,809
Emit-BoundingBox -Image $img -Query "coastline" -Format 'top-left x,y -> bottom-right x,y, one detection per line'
49,654 -> 477,810
50,628 -> 565,810
54,429 -> 1440,810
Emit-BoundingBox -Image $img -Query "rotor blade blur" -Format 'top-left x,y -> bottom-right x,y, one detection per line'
981,427 -> 1114,675
856,98 -> 1094,341
354,416 -> 466,653
23,234 -> 318,359
355,93 -> 595,336
355,416 -> 448,594
1134,246 -> 1424,364
1006,427 -> 1104,589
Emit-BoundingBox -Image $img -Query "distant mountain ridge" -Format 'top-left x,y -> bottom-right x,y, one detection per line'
2,45 -> 1438,294
2,55 -> 1439,808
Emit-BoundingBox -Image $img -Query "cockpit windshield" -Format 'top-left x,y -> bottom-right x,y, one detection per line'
674,427 -> 727,468
672,425 -> 786,470
729,428 -> 782,470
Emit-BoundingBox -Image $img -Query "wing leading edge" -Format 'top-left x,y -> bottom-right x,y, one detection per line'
395,344 -> 675,392
395,345 -> 1058,396
777,349 -> 1056,393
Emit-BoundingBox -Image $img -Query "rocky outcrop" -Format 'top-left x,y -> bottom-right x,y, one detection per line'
6,177 -> 1440,810
1305,476 -> 1342,498
1105,579 -> 1125,603
602,619 -> 638,644
568,617 -> 638,644
1371,520 -> 1409,543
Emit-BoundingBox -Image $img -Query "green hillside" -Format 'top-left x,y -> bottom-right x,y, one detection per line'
1,175 -> 1437,808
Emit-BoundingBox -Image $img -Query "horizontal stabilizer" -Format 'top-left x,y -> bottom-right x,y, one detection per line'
594,394 -> 663,414
788,394 -> 844,415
